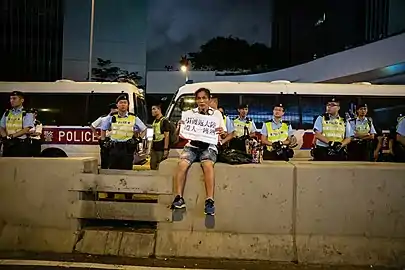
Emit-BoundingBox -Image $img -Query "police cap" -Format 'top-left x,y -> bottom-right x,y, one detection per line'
273,103 -> 284,110
10,91 -> 24,98
108,103 -> 118,109
238,104 -> 248,109
116,94 -> 129,103
326,97 -> 339,104
356,103 -> 368,109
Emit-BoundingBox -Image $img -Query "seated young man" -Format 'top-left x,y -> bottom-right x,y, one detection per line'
171,88 -> 226,215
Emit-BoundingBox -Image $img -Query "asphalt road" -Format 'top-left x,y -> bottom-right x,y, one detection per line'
0,252 -> 402,270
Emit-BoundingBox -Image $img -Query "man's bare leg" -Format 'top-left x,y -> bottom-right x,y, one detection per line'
201,161 -> 215,215
172,160 -> 190,208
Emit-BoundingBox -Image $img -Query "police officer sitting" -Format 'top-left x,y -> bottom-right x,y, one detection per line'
312,98 -> 353,161
346,103 -> 377,161
90,103 -> 118,169
0,91 -> 34,157
100,94 -> 147,170
229,104 -> 257,152
261,104 -> 294,161
393,114 -> 405,162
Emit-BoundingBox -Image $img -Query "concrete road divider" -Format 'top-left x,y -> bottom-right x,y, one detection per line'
0,158 -> 404,267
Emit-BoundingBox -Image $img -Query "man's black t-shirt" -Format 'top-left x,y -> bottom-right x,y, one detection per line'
152,118 -> 171,151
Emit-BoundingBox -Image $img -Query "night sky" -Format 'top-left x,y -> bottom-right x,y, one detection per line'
146,0 -> 272,69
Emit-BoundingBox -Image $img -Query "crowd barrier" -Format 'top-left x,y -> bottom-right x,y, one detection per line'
0,157 -> 404,267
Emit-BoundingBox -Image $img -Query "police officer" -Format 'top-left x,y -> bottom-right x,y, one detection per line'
229,104 -> 257,151
261,104 -> 294,161
209,98 -> 235,146
312,98 -> 353,161
393,115 -> 405,162
90,103 -> 118,169
29,109 -> 43,157
0,91 -> 34,157
150,103 -> 170,170
100,94 -> 147,170
347,103 -> 377,161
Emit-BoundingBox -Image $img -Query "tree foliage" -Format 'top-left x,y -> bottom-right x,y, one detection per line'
92,58 -> 142,83
186,36 -> 273,72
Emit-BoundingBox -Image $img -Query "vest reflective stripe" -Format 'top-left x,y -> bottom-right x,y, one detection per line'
152,117 -> 165,142
265,121 -> 288,151
353,119 -> 370,135
233,118 -> 252,137
6,111 -> 23,134
322,116 -> 345,142
110,115 -> 136,141
397,116 -> 405,130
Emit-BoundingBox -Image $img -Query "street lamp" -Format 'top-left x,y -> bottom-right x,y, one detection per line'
88,0 -> 95,81
181,65 -> 188,82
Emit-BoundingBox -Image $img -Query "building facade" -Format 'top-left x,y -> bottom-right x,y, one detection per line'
271,0 -> 405,69
0,0 -> 64,81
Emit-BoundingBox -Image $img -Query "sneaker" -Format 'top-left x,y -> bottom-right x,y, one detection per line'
171,195 -> 186,209
204,198 -> 215,215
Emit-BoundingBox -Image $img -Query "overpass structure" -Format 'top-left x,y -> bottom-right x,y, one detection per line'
146,33 -> 405,94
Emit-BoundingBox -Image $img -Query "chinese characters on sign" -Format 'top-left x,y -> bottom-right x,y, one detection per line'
180,111 -> 220,145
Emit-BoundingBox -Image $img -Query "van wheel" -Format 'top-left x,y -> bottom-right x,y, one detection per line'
40,148 -> 68,157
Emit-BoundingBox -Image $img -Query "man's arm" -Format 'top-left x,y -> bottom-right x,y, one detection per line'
341,122 -> 354,147
313,116 -> 329,144
396,119 -> 405,146
221,116 -> 234,144
162,119 -> 170,150
11,112 -> 34,138
0,113 -> 7,137
134,117 -> 147,138
100,116 -> 112,140
260,123 -> 271,146
249,120 -> 257,137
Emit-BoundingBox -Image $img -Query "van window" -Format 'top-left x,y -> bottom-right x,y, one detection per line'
24,93 -> 88,126
362,96 -> 405,130
134,94 -> 148,124
88,93 -> 120,123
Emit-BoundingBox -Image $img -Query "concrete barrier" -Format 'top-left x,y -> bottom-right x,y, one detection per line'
0,157 -> 404,267
0,157 -> 98,253
293,161 -> 405,266
156,159 -> 296,261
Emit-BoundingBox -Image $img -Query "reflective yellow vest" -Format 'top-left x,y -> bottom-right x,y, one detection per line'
5,110 -> 24,134
397,116 -> 405,130
351,118 -> 371,136
322,116 -> 346,142
233,118 -> 252,137
110,113 -> 136,141
265,121 -> 289,151
152,117 -> 165,142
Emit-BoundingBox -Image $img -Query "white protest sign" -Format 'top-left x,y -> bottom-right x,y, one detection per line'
180,110 -> 220,145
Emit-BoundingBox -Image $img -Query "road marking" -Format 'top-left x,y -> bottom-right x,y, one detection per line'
0,259 -> 217,270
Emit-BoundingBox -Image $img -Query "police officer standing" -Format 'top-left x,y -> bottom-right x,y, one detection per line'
29,109 -> 43,157
312,98 -> 353,161
261,104 -> 294,160
210,98 -> 235,146
347,103 -> 377,161
100,95 -> 147,170
229,104 -> 257,151
393,115 -> 405,162
0,91 -> 34,157
90,103 -> 118,169
150,103 -> 170,170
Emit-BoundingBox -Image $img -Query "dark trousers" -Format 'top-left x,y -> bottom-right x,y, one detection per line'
2,139 -> 30,157
347,141 -> 372,161
263,148 -> 294,161
100,145 -> 110,169
313,146 -> 347,161
393,143 -> 405,162
109,142 -> 135,170
30,139 -> 42,157
150,150 -> 164,170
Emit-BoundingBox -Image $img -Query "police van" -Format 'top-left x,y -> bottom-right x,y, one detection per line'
0,80 -> 152,161
166,81 -> 405,152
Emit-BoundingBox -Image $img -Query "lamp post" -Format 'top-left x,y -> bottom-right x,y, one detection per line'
88,0 -> 95,81
181,65 -> 188,83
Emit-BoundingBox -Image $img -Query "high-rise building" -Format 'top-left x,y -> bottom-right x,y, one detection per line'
0,0 -> 64,81
272,0 -> 401,69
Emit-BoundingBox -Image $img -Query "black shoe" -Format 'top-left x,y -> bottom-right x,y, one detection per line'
171,195 -> 186,209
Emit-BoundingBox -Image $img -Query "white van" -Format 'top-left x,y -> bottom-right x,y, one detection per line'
0,80 -> 152,160
166,81 -> 405,151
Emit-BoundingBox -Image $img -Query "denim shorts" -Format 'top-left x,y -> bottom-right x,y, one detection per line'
180,146 -> 217,164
